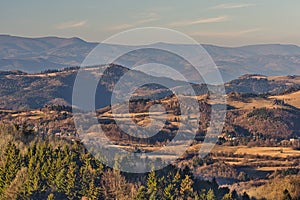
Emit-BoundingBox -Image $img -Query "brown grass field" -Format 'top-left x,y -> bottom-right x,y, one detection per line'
271,90 -> 300,109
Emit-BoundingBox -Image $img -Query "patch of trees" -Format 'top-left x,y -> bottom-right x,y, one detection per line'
0,122 -> 251,199
247,107 -> 270,120
41,66 -> 80,74
275,168 -> 300,177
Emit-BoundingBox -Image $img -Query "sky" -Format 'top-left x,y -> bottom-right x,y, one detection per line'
1,0 -> 300,46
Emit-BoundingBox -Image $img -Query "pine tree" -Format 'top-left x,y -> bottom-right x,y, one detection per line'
222,192 -> 233,200
0,142 -> 22,195
193,192 -> 200,200
86,179 -> 101,200
207,188 -> 216,200
65,162 -> 79,200
55,168 -> 67,193
162,169 -> 182,200
2,167 -> 28,199
199,189 -> 207,200
146,170 -> 158,199
163,183 -> 175,200
136,186 -> 147,200
180,175 -> 194,198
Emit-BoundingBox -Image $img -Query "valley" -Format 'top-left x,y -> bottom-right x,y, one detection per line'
0,66 -> 299,199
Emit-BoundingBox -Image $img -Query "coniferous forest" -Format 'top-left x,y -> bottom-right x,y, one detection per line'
0,123 -> 249,200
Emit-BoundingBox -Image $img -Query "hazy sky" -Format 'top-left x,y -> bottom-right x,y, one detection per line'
1,0 -> 300,46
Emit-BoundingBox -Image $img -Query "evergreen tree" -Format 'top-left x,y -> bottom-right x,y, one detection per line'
180,175 -> 194,199
199,189 -> 207,200
65,162 -> 79,199
135,185 -> 147,200
163,171 -> 181,199
163,183 -> 175,200
55,168 -> 67,193
146,170 -> 158,199
86,179 -> 102,200
0,142 -> 22,195
222,192 -> 233,200
207,188 -> 216,200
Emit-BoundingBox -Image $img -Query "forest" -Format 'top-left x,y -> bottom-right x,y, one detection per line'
0,122 -> 255,200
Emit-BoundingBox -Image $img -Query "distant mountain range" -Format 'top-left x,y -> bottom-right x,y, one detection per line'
1,35 -> 300,81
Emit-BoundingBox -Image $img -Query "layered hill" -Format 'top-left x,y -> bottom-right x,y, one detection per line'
0,66 -> 300,142
1,35 -> 300,81
0,65 -> 189,110
1,66 -> 300,110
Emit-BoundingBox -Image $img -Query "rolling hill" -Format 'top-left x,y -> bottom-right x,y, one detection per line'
1,35 -> 300,81
0,65 -> 300,141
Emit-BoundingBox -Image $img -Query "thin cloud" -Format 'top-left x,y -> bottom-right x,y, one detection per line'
209,3 -> 256,10
134,11 -> 159,20
191,28 -> 261,37
107,24 -> 134,31
56,21 -> 87,29
107,18 -> 158,31
169,16 -> 228,27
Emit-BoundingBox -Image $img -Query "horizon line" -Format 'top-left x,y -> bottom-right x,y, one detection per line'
1,33 -> 300,48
